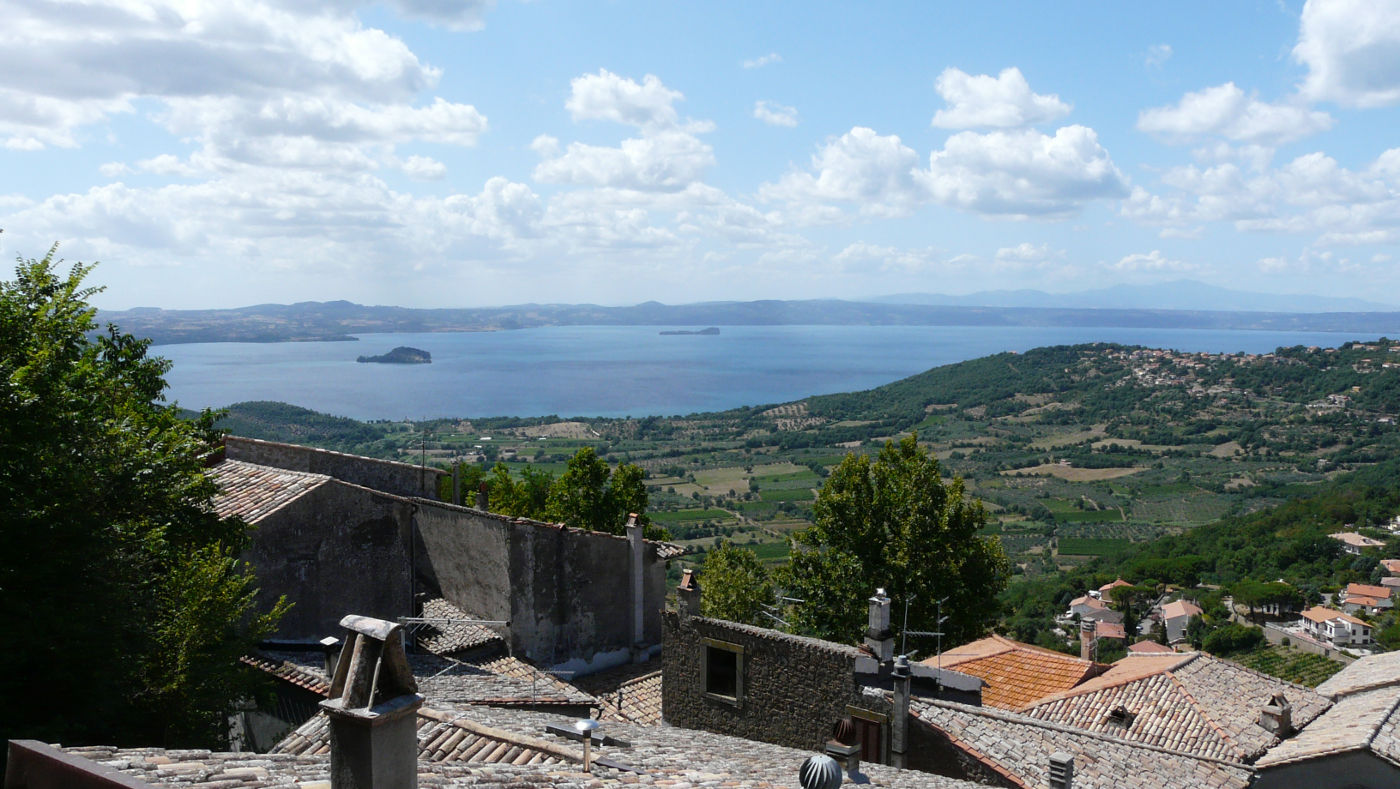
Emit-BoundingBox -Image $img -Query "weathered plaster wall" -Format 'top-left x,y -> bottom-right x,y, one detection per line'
248,480 -> 414,641
412,502 -> 667,667
226,436 -> 445,499
661,612 -> 868,751
1254,751 -> 1400,789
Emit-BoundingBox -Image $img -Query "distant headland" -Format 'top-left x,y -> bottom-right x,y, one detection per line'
660,327 -> 720,336
356,346 -> 431,364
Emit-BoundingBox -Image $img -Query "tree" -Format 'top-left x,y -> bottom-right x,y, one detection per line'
487,462 -> 553,519
700,541 -> 774,626
777,434 -> 1009,645
545,446 -> 667,539
0,247 -> 287,753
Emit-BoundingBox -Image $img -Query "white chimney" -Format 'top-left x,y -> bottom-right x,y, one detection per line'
864,589 -> 894,662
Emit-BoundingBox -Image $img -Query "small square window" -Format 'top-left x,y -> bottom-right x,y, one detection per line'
702,638 -> 744,704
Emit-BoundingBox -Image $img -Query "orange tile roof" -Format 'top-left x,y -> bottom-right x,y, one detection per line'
1099,578 -> 1133,594
1128,640 -> 1175,654
1095,622 -> 1126,640
923,635 -> 1105,710
1382,559 -> 1400,574
1160,600 -> 1202,621
1346,582 -> 1392,599
1300,606 -> 1367,626
1344,595 -> 1388,608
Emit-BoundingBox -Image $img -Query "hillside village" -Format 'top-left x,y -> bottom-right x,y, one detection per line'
12,436 -> 1400,789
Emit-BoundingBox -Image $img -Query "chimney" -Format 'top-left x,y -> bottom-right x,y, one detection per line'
1079,620 -> 1096,662
1260,693 -> 1293,737
626,513 -> 645,660
864,589 -> 894,663
451,462 -> 462,506
823,718 -> 860,780
321,615 -> 424,789
677,569 -> 701,622
1048,752 -> 1074,788
890,654 -> 911,766
320,635 -> 342,678
475,481 -> 489,510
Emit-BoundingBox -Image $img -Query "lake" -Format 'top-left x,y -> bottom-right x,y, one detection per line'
155,325 -> 1374,420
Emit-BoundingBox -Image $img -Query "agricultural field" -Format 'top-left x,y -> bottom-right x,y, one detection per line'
1230,644 -> 1345,687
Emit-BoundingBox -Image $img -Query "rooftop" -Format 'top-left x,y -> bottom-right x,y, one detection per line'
1019,653 -> 1332,763
1161,600 -> 1202,620
207,459 -> 329,523
1128,641 -> 1175,654
571,662 -> 664,725
911,697 -> 1254,789
1331,531 -> 1386,548
1301,605 -> 1368,627
411,597 -> 505,656
1253,685 -> 1400,770
926,634 -> 1106,710
1346,582 -> 1392,600
1316,650 -> 1400,699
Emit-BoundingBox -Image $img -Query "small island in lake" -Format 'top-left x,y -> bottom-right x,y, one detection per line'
660,327 -> 720,336
356,346 -> 432,364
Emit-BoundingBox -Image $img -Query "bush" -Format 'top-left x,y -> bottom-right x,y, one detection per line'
1202,623 -> 1265,656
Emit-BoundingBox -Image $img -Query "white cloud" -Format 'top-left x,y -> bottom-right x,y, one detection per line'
1110,250 -> 1196,272
759,127 -> 925,218
1294,0 -> 1400,107
833,242 -> 945,274
742,53 -> 782,69
400,155 -> 446,180
753,100 -> 799,127
533,130 -> 715,192
920,126 -> 1128,217
930,67 -> 1071,129
566,70 -> 682,128
1146,44 -> 1173,69
1137,83 -> 1333,145
995,242 -> 1059,265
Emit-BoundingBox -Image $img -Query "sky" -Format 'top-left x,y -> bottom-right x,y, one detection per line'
3,1 -> 1400,310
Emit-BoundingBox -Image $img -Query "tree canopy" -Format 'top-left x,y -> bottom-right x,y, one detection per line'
777,434 -> 1009,646
0,247 -> 286,753
699,541 -> 774,626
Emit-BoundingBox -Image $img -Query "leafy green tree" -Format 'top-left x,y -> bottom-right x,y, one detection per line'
700,541 -> 774,626
777,434 -> 1009,645
0,247 -> 287,752
487,462 -> 553,519
545,447 -> 666,538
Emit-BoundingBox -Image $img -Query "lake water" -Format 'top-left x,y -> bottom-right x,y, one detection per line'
155,325 -> 1373,420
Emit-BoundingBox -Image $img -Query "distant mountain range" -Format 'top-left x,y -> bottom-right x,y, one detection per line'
99,286 -> 1400,346
871,280 -> 1396,313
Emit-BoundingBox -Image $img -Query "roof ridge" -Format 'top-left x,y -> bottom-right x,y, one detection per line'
1162,664 -> 1247,760
1361,687 -> 1400,755
913,714 -> 1028,789
1016,653 -> 1196,710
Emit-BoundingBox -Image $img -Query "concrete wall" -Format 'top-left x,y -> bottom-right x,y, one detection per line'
226,436 -> 446,499
661,612 -> 873,751
248,480 -> 415,642
413,501 -> 667,668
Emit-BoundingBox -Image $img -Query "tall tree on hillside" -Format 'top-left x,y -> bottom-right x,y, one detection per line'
0,246 -> 287,752
700,541 -> 775,626
545,446 -> 667,538
778,434 -> 1009,645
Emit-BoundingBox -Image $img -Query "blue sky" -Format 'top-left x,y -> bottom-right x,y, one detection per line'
3,0 -> 1400,309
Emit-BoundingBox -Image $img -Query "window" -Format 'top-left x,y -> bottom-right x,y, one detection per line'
702,638 -> 744,704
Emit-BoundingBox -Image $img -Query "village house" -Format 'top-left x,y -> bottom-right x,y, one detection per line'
922,634 -> 1107,711
1330,531 -> 1386,555
1160,599 -> 1203,645
1341,582 -> 1393,615
1299,606 -> 1374,649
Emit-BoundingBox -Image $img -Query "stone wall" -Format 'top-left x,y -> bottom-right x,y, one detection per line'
248,480 -> 415,641
661,612 -> 873,751
226,436 -> 446,499
413,501 -> 667,668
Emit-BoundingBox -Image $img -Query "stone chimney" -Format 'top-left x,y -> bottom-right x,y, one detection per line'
1260,693 -> 1293,737
321,614 -> 424,789
626,513 -> 646,660
822,719 -> 860,781
320,635 -> 342,678
864,589 -> 894,663
1079,620 -> 1096,662
1048,752 -> 1074,788
475,481 -> 489,510
890,654 -> 911,767
677,569 -> 701,621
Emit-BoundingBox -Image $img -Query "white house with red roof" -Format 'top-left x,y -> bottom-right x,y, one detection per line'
1299,606 -> 1373,648
1160,599 -> 1203,645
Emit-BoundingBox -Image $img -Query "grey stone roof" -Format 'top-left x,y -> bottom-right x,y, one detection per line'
207,459 -> 329,523
1255,685 -> 1400,768
1316,650 -> 1400,699
911,697 -> 1256,789
413,597 -> 506,656
274,706 -> 575,766
1020,652 -> 1331,763
572,663 -> 663,725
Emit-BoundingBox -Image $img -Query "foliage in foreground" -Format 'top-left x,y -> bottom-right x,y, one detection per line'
0,247 -> 287,752
699,541 -> 775,626
778,434 -> 1010,645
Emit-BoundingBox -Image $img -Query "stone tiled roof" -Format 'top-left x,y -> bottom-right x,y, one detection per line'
1317,650 -> 1400,699
652,542 -> 685,560
274,706 -> 576,766
572,662 -> 663,725
239,653 -> 330,696
207,459 -> 330,523
1020,653 -> 1332,763
1254,685 -> 1400,769
413,597 -> 506,655
926,634 -> 1106,710
65,705 -> 987,788
911,698 -> 1255,789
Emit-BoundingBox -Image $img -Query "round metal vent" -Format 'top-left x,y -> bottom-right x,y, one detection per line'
799,754 -> 842,789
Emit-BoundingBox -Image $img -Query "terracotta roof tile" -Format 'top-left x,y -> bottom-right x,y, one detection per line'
239,653 -> 330,696
1346,582 -> 1392,599
924,635 -> 1106,710
1161,600 -> 1203,621
1128,640 -> 1175,654
573,663 -> 663,725
912,698 -> 1254,788
1020,653 -> 1331,763
1300,605 -> 1367,626
207,459 -> 329,523
1316,650 -> 1400,699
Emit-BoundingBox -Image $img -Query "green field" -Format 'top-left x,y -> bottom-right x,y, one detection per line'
1057,537 -> 1129,556
650,508 -> 734,523
1231,644 -> 1344,687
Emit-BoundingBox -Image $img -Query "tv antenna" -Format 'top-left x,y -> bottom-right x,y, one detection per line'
760,588 -> 805,628
902,596 -> 948,669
